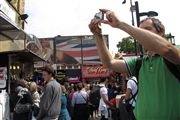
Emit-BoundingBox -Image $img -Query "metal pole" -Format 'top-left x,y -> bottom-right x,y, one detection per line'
80,37 -> 83,81
130,0 -> 137,55
135,1 -> 143,56
53,37 -> 57,64
130,0 -> 135,26
135,1 -> 140,27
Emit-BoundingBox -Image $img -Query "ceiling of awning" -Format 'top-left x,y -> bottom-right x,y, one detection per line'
0,50 -> 47,62
0,12 -> 31,41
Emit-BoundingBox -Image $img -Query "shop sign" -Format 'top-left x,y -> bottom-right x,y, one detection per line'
56,70 -> 66,81
0,67 -> 7,89
0,0 -> 16,23
82,66 -> 110,78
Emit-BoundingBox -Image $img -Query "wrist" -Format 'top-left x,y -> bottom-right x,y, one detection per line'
94,33 -> 103,37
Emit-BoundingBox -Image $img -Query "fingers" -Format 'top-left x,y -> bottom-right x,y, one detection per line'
99,9 -> 110,13
100,9 -> 113,22
89,19 -> 102,35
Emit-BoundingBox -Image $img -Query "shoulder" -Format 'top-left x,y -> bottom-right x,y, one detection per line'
127,79 -> 136,85
100,87 -> 107,93
124,56 -> 138,64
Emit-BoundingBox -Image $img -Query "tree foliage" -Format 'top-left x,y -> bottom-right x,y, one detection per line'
116,36 -> 136,54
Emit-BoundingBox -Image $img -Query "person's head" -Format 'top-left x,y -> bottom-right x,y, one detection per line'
15,86 -> 24,94
139,17 -> 165,37
29,82 -> 37,93
77,82 -> 83,91
99,78 -> 108,86
42,66 -> 55,81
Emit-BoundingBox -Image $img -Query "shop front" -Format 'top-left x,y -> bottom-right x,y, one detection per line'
0,1 -> 46,119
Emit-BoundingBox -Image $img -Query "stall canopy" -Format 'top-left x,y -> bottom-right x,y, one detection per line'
0,12 -> 31,41
0,11 -> 46,62
0,49 -> 46,62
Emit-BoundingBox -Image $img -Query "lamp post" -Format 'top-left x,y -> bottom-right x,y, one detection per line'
122,0 -> 158,56
135,1 -> 158,56
123,0 -> 137,55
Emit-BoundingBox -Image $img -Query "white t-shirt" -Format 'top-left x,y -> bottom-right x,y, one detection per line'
99,85 -> 109,118
127,79 -> 138,107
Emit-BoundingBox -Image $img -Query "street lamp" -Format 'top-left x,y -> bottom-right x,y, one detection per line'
135,1 -> 158,56
123,0 -> 137,55
135,1 -> 158,27
167,33 -> 175,45
139,11 -> 158,17
123,0 -> 158,56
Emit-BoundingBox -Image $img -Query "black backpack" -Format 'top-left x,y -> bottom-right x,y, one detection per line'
89,87 -> 101,109
134,56 -> 180,82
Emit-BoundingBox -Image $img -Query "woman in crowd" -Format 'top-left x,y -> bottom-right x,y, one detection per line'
72,83 -> 89,120
59,85 -> 70,120
29,82 -> 40,118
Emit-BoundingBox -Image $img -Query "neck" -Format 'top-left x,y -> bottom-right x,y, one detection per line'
46,77 -> 54,82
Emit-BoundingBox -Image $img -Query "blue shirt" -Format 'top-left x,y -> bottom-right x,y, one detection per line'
72,90 -> 88,106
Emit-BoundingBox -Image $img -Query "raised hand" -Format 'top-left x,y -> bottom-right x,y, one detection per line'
100,9 -> 122,28
88,19 -> 102,36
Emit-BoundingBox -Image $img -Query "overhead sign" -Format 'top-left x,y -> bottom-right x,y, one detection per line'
82,66 -> 111,78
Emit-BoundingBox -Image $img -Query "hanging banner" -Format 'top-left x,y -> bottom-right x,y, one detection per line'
82,66 -> 110,78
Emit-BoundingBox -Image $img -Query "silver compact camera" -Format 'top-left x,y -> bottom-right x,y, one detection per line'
94,11 -> 104,21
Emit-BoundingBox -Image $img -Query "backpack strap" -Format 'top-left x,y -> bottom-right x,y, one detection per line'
163,58 -> 180,82
126,79 -> 138,103
135,57 -> 143,81
124,60 -> 132,77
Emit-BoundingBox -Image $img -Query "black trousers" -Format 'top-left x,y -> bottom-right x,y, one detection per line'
101,115 -> 108,120
74,104 -> 89,120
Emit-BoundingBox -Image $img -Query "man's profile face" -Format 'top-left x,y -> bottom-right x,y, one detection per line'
139,19 -> 159,35
42,71 -> 51,81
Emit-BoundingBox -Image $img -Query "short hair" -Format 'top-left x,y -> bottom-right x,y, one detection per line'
42,66 -> 55,77
140,17 -> 165,35
99,78 -> 107,84
77,82 -> 83,90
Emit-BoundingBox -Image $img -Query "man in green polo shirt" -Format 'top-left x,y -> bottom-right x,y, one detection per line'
88,9 -> 180,120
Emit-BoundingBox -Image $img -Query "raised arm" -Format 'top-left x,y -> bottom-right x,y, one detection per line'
100,9 -> 180,65
89,20 -> 128,73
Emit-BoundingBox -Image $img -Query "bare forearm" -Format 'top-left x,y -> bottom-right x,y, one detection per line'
94,34 -> 113,67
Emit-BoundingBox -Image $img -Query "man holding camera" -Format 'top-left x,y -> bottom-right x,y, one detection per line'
89,9 -> 180,120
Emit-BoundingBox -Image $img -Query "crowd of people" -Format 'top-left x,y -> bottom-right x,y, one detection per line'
10,65 -> 135,120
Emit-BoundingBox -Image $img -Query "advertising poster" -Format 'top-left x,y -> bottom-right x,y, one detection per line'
55,35 -> 108,65
39,38 -> 54,63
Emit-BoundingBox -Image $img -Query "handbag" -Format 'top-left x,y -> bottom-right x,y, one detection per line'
80,93 -> 94,109
14,97 -> 32,114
